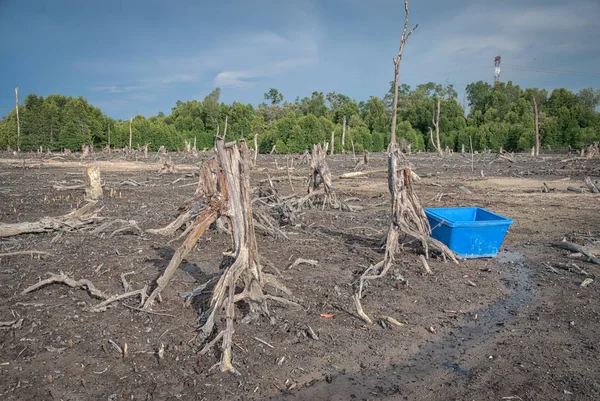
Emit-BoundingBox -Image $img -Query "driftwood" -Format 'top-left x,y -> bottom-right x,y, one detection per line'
0,201 -> 103,237
144,138 -> 296,375
551,241 -> 600,265
355,145 -> 458,324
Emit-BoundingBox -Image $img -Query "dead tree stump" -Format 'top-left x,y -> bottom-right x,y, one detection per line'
84,167 -> 103,200
354,152 -> 369,171
144,138 -> 295,375
355,145 -> 458,323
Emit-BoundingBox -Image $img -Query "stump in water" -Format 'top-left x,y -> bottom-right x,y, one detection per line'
144,138 -> 295,375
355,145 -> 458,324
84,167 -> 103,200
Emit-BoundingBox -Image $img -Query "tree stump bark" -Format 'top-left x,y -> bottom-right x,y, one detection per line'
84,167 -> 103,200
355,145 -> 458,323
144,138 -> 294,375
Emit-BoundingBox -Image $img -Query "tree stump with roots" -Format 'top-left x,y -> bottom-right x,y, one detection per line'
294,143 -> 358,211
355,145 -> 459,324
143,137 -> 296,375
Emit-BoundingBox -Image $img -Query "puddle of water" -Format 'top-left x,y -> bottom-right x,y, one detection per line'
273,250 -> 533,401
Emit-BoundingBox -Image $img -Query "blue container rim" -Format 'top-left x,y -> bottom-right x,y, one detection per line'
424,207 -> 513,228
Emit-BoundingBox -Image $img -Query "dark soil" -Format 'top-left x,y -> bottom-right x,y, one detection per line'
0,150 -> 599,401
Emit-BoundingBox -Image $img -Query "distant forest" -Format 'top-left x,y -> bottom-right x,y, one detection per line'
1,82 -> 598,153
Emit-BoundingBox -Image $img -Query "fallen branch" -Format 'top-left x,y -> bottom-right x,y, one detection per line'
551,242 -> 600,265
21,271 -> 108,298
287,258 -> 318,270
0,201 -> 103,238
0,250 -> 52,257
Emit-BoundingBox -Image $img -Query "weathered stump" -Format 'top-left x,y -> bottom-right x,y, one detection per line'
355,145 -> 458,323
144,138 -> 294,375
84,167 -> 103,200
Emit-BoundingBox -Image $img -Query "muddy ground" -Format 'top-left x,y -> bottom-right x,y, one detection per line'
0,150 -> 599,401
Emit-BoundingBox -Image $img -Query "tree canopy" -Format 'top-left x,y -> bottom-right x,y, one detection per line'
1,82 -> 598,153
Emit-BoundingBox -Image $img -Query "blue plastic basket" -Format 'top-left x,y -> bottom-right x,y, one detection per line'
424,207 -> 513,259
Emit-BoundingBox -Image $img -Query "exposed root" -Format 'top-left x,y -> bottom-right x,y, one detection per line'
21,271 -> 108,299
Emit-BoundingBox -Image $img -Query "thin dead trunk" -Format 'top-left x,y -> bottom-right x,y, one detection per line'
253,134 -> 258,166
341,116 -> 346,152
128,117 -> 133,150
389,0 -> 418,147
432,98 -> 442,156
15,86 -> 20,151
533,95 -> 540,157
107,123 -> 111,152
355,145 -> 457,323
330,130 -> 335,155
223,116 -> 228,141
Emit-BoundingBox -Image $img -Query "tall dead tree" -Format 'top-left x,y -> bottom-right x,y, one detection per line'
431,98 -> 442,156
144,138 -> 295,374
128,117 -> 133,150
533,95 -> 540,157
389,0 -> 418,147
341,116 -> 346,152
330,130 -> 335,155
15,86 -> 20,151
107,123 -> 111,152
355,148 -> 458,324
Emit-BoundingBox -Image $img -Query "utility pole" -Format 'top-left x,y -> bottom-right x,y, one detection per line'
15,86 -> 20,151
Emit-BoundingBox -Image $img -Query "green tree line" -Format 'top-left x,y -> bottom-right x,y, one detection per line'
1,82 -> 598,153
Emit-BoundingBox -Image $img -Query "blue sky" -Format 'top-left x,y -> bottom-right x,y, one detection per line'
1,0 -> 599,119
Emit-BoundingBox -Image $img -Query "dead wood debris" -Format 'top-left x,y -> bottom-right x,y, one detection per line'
551,241 -> 600,265
0,201 -> 104,238
20,271 -> 148,312
354,145 -> 458,324
144,138 -> 297,375
0,250 -> 52,257
287,258 -> 318,270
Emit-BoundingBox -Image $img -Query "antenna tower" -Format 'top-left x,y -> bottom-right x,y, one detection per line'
494,55 -> 501,87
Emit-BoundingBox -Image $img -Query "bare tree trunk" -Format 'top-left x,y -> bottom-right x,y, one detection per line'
223,116 -> 228,141
107,123 -> 111,152
15,86 -> 20,151
128,117 -> 133,150
533,95 -> 540,157
389,0 -> 418,147
342,116 -> 346,152
330,130 -> 335,155
355,146 -> 457,323
432,99 -> 442,156
469,135 -> 474,173
84,167 -> 103,200
253,134 -> 258,166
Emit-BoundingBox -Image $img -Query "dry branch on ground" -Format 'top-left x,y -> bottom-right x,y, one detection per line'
0,201 -> 104,237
